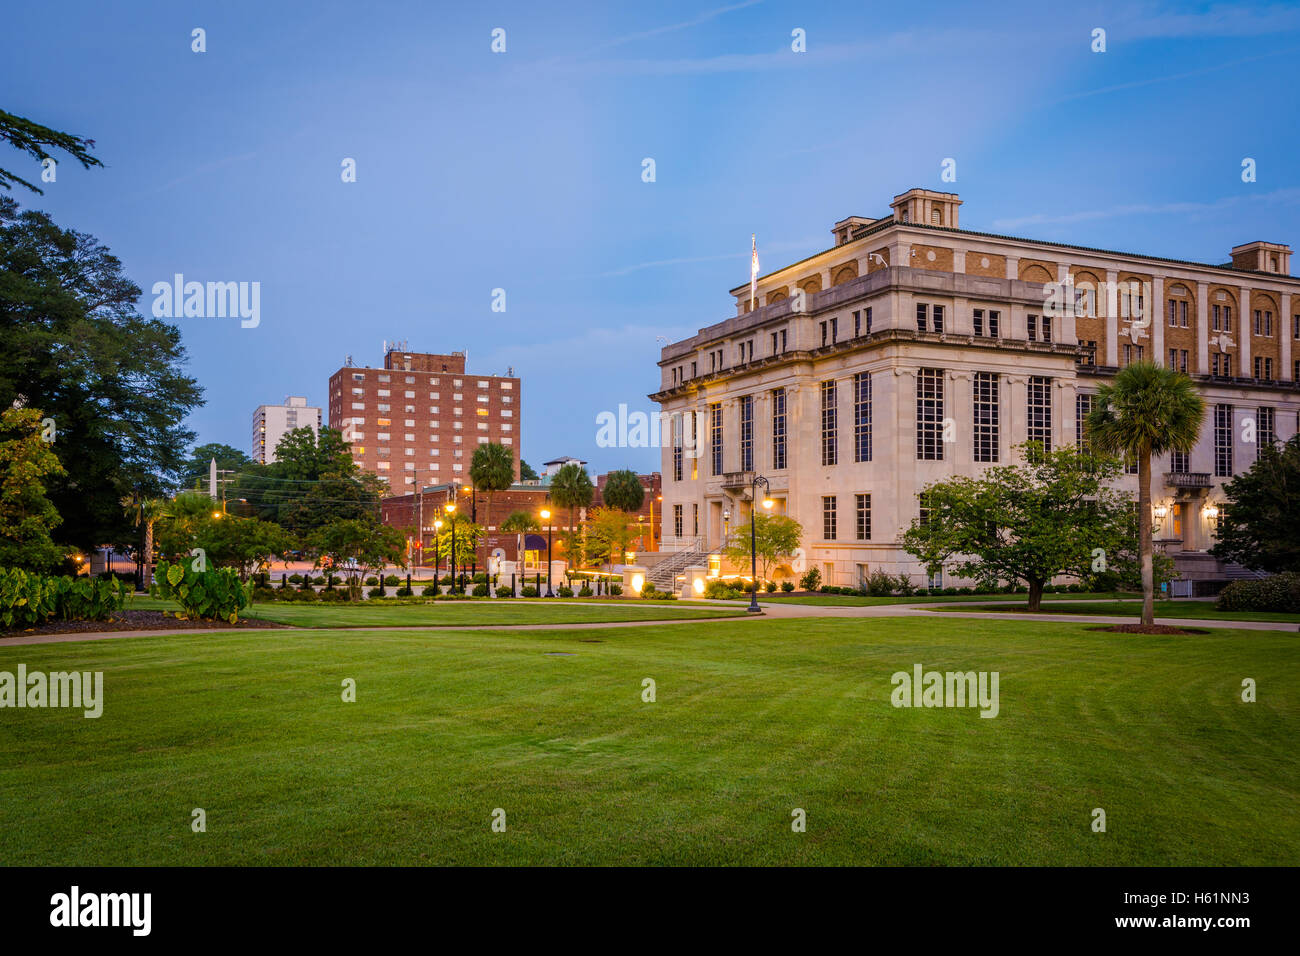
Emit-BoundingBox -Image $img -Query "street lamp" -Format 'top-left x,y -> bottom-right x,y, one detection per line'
445,500 -> 458,592
540,507 -> 554,597
747,476 -> 774,614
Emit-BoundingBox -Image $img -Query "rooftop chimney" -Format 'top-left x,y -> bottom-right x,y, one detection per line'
1229,241 -> 1291,275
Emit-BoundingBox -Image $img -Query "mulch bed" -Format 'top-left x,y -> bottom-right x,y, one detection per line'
1090,624 -> 1211,635
1,610 -> 289,639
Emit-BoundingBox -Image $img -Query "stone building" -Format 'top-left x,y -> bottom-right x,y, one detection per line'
650,188 -> 1299,588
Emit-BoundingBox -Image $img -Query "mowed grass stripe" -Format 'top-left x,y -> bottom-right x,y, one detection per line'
0,618 -> 1295,865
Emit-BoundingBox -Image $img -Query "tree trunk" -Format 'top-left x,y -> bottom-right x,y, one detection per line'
142,520 -> 155,589
1027,579 -> 1043,612
1138,450 -> 1154,626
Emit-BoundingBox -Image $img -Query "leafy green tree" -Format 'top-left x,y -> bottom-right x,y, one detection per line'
0,198 -> 202,551
1211,434 -> 1300,573
549,462 -> 594,533
191,515 -> 296,582
901,445 -> 1136,611
309,518 -> 407,601
586,507 -> 639,576
435,520 -> 484,570
601,469 -> 645,512
179,443 -> 251,492
1087,362 -> 1205,625
0,406 -> 66,571
723,513 -> 803,583
1,108 -> 103,194
519,459 -> 539,481
470,441 -> 515,566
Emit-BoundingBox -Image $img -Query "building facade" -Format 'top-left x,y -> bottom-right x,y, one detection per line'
381,471 -> 663,567
651,188 -> 1299,588
252,395 -> 321,464
328,348 -> 520,491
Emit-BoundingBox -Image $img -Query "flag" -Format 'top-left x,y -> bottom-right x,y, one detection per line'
750,234 -> 759,311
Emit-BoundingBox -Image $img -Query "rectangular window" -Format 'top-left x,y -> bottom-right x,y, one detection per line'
1258,406 -> 1276,450
822,496 -> 837,540
931,305 -> 944,333
772,388 -> 787,470
1180,300 -> 1188,328
1027,376 -> 1052,453
673,504 -> 683,538
821,380 -> 838,466
1076,393 -> 1094,453
973,372 -> 1000,463
1168,299 -> 1177,327
820,321 -> 828,347
973,308 -> 984,337
672,414 -> 683,482
916,368 -> 945,460
1170,449 -> 1189,473
1028,314 -> 1038,342
853,372 -> 872,463
740,395 -> 754,471
710,403 -> 723,477
1214,404 -> 1234,477
916,303 -> 928,332
988,310 -> 1000,337
693,503 -> 699,537
855,493 -> 871,541
830,318 -> 838,343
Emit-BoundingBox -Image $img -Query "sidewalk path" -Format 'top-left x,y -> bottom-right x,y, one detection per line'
1,599 -> 1294,647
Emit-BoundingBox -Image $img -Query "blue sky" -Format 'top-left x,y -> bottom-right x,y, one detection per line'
5,0 -> 1300,476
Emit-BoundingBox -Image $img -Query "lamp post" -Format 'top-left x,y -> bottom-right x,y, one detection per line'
540,507 -> 554,597
445,500 -> 458,592
433,518 -> 444,580
747,476 -> 774,614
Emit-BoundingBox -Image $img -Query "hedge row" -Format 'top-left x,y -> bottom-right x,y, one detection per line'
0,567 -> 127,629
1217,573 -> 1300,613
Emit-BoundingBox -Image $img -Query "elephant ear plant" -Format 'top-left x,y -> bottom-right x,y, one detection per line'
151,560 -> 250,624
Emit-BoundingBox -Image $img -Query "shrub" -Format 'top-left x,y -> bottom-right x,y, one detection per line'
0,569 -> 128,628
495,586 -> 513,598
521,586 -> 539,597
472,572 -> 488,584
608,584 -> 623,596
421,584 -> 441,597
439,575 -> 453,585
364,576 -> 378,586
151,560 -> 250,622
578,585 -> 593,597
437,592 -> 470,601
799,568 -> 822,591
295,588 -> 320,602
704,580 -> 742,600
367,587 -> 385,598
299,575 -> 314,591
895,576 -> 916,596
312,575 -> 326,585
394,586 -> 414,597
252,586 -> 278,603
288,573 -> 303,584
765,581 -> 777,593
781,580 -> 795,592
383,575 -> 400,587
866,569 -> 895,597
318,589 -> 346,602
1217,572 -> 1300,613
472,583 -> 489,597
557,586 -> 574,598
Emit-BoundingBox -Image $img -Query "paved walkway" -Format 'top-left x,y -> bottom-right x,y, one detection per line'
1,597 -> 1294,647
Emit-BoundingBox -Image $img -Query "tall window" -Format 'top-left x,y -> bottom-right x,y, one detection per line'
973,309 -> 1001,338
916,303 -> 944,333
1076,393 -> 1094,452
1170,449 -> 1189,473
1027,376 -> 1052,453
693,503 -> 699,536
853,372 -> 872,463
916,368 -> 945,460
673,504 -> 683,538
772,388 -> 787,470
973,372 -> 1000,463
709,403 -> 723,476
822,496 -> 837,540
739,395 -> 753,471
672,414 -> 683,482
855,493 -> 872,540
821,380 -> 838,466
1214,404 -> 1233,477
1258,406 -> 1276,450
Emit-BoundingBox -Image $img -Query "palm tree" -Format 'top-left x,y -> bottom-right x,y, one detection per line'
121,493 -> 168,589
469,442 -> 515,569
549,462 -> 594,542
1086,362 -> 1205,625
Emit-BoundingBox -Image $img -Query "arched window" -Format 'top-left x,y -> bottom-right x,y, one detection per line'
930,207 -> 942,225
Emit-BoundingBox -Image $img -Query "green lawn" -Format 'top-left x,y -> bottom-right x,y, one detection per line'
758,591 -> 1133,607
2,616 -> 1296,865
930,600 -> 1300,624
124,596 -> 747,627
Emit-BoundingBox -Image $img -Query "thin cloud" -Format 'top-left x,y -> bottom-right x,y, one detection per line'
992,188 -> 1300,230
588,0 -> 765,53
1054,45 -> 1300,104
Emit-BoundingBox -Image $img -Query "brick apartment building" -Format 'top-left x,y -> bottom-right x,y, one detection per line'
652,187 -> 1299,589
381,471 -> 663,569
327,347 -> 520,492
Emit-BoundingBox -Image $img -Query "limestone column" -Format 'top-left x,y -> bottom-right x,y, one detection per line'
1196,282 -> 1209,373
1152,276 -> 1165,364
1282,293 -> 1293,380
1104,270 -> 1120,367
1240,287 -> 1252,375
